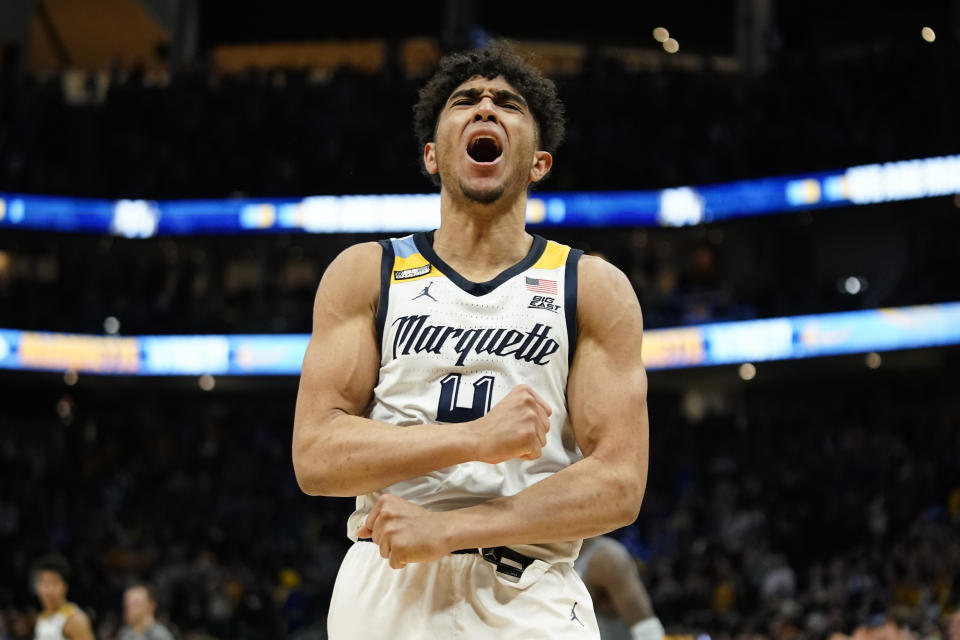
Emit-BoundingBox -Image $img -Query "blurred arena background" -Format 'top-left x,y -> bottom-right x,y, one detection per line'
2,1 -> 960,639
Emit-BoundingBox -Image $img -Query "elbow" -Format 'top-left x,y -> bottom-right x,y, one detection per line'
609,470 -> 646,528
292,410 -> 344,496
294,461 -> 351,497
590,451 -> 647,530
618,489 -> 643,527
294,466 -> 325,497
293,441 -> 358,497
614,490 -> 643,528
292,454 -> 325,496
292,437 -> 335,496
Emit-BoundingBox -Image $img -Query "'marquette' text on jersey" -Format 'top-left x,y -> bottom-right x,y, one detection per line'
391,314 -> 560,366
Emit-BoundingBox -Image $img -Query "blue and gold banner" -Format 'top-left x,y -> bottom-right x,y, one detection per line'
2,303 -> 959,375
2,154 -> 958,236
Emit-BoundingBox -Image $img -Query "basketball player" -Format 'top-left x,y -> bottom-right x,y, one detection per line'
31,555 -> 94,640
575,536 -> 665,640
293,41 -> 649,639
117,584 -> 174,640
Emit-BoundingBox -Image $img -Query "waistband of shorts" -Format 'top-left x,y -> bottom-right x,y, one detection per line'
452,546 -> 537,580
359,540 -> 536,580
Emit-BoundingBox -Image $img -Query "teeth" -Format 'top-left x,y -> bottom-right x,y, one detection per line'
467,134 -> 503,162
470,136 -> 497,151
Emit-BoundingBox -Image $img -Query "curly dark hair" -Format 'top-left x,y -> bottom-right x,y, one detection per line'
413,40 -> 566,186
32,553 -> 71,583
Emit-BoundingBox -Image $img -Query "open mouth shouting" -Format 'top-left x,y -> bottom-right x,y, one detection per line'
467,135 -> 503,163
465,131 -> 504,166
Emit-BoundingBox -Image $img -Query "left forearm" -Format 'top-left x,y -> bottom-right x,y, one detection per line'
441,454 -> 644,550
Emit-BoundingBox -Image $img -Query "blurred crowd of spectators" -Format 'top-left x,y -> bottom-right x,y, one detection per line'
0,42 -> 960,334
1,40 -> 959,335
0,389 -> 349,640
0,369 -> 957,639
629,372 -> 960,639
0,42 -> 957,199
2,33 -> 959,640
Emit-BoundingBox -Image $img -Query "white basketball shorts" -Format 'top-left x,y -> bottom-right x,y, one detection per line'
327,541 -> 601,639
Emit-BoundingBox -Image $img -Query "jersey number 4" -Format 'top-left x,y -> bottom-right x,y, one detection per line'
437,373 -> 494,423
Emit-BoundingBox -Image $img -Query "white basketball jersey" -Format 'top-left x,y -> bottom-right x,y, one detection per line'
34,603 -> 77,640
346,230 -> 585,564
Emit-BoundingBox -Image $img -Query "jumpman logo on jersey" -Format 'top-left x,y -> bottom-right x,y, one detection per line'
570,601 -> 584,626
412,281 -> 437,302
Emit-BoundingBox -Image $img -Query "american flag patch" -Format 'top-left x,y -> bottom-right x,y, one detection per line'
525,277 -> 557,294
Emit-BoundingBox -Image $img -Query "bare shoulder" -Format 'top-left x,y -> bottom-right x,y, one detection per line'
63,607 -> 93,637
321,241 -> 382,285
576,254 -> 643,337
313,241 -> 383,319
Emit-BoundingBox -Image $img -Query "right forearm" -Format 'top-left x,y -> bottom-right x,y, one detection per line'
293,411 -> 479,497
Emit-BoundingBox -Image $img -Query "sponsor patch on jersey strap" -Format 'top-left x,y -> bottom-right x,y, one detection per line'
391,314 -> 560,366
394,264 -> 432,280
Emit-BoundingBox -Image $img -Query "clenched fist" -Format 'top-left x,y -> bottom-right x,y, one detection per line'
470,384 -> 552,464
357,493 -> 452,569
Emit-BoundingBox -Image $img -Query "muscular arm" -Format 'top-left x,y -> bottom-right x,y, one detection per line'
365,256 -> 648,563
293,243 -> 476,496
292,243 -> 550,497
63,610 -> 95,640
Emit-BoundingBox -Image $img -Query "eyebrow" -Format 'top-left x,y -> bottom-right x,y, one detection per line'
447,88 -> 528,108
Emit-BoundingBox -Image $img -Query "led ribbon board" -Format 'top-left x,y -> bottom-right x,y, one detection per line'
1,155 -> 958,236
2,303 -> 958,375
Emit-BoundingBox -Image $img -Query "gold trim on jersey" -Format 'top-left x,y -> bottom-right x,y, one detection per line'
531,241 -> 570,270
391,240 -> 568,285
37,603 -> 77,620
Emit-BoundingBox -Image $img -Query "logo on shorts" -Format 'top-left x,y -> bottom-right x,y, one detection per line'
395,264 -> 432,280
528,295 -> 560,313
570,602 -> 584,626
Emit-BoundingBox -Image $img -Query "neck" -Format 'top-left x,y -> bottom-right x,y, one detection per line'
132,616 -> 155,632
43,601 -> 64,615
434,187 -> 532,280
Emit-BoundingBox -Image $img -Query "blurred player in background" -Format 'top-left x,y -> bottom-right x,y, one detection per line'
575,536 -> 665,640
117,584 -> 174,640
293,41 -> 649,639
31,554 -> 94,640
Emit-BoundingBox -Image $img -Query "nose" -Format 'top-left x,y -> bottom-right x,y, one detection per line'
473,97 -> 497,123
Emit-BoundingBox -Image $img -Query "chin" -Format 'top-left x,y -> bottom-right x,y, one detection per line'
461,185 -> 505,204
457,175 -> 510,204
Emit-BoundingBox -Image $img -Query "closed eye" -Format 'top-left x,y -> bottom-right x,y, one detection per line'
451,99 -> 522,112
447,88 -> 527,111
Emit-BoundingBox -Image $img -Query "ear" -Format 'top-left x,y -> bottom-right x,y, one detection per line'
528,150 -> 553,184
423,142 -> 439,176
